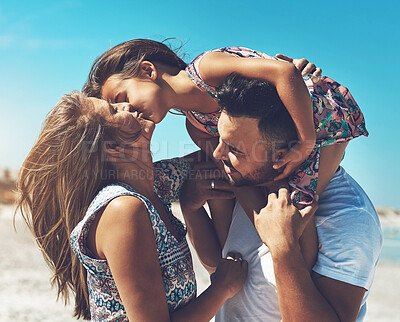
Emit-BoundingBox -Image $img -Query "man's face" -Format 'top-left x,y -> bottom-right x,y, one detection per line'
213,111 -> 277,186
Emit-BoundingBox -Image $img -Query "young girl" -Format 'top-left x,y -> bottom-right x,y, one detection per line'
16,92 -> 247,321
83,39 -> 368,206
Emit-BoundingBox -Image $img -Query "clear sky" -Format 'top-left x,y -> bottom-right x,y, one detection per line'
0,0 -> 399,207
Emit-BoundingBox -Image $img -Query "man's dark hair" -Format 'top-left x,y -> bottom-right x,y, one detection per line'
216,73 -> 298,148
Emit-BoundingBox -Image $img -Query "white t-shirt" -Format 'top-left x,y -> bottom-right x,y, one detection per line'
216,167 -> 382,322
216,202 -> 281,322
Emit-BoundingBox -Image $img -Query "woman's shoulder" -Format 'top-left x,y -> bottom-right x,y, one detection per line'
87,183 -> 142,212
72,183 -> 152,244
103,194 -> 147,221
70,187 -> 151,261
96,196 -> 150,250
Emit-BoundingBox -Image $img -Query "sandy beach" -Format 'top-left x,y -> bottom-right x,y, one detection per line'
1,203 -> 399,321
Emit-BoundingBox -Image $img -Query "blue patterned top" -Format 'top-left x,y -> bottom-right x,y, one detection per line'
70,158 -> 196,321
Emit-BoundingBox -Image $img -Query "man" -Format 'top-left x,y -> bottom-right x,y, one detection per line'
180,74 -> 382,321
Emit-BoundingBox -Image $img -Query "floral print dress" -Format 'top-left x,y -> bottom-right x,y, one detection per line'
70,158 -> 196,321
185,47 -> 368,204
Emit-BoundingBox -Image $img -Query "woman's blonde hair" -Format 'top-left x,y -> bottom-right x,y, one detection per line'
16,92 -> 137,319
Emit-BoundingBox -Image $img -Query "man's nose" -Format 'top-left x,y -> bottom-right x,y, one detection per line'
213,141 -> 227,160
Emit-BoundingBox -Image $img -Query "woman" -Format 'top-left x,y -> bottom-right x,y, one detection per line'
16,92 -> 247,321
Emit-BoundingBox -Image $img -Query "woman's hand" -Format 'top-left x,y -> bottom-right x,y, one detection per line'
171,252 -> 248,321
180,162 -> 235,213
210,252 -> 248,299
275,54 -> 322,76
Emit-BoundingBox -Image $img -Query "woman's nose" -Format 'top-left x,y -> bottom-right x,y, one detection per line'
121,103 -> 132,112
113,103 -> 132,112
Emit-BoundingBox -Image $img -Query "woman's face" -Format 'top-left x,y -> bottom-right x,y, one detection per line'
101,75 -> 169,124
88,97 -> 155,151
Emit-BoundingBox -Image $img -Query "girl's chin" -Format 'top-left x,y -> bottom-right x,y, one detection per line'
150,110 -> 169,124
152,115 -> 163,124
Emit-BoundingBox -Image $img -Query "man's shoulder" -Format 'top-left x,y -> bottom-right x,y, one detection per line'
313,206 -> 382,290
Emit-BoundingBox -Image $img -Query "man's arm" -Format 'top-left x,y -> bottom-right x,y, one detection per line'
272,242 -> 365,321
255,189 -> 365,322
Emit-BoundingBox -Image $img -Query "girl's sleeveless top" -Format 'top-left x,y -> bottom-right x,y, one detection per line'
70,158 -> 196,321
185,47 -> 368,204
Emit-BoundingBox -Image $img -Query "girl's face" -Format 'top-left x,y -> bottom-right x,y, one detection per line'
101,75 -> 168,124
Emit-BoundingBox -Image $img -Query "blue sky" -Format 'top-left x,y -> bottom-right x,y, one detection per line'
0,0 -> 399,207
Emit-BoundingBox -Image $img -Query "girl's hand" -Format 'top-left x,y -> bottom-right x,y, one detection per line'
180,162 -> 235,212
210,252 -> 248,299
273,140 -> 315,181
275,54 -> 322,76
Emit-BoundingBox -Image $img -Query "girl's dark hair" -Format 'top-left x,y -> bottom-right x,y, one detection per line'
83,39 -> 187,98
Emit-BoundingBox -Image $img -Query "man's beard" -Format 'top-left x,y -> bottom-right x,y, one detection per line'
227,163 -> 276,187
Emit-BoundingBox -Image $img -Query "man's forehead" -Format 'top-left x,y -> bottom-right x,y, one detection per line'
218,112 -> 262,141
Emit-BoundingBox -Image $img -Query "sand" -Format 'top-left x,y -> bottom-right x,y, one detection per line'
1,203 -> 399,321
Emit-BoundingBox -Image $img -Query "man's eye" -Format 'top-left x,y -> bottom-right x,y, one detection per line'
229,148 -> 239,155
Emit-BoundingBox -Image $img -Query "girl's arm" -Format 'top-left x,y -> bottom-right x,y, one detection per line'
95,196 -> 246,321
275,54 -> 322,76
298,209 -> 318,270
199,52 -> 316,180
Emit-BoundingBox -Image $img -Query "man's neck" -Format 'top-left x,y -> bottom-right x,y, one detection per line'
234,179 -> 289,225
261,180 -> 290,196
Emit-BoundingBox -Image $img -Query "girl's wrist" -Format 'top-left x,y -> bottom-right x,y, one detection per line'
299,133 -> 316,145
298,136 -> 316,155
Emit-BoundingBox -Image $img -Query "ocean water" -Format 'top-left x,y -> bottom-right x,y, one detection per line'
380,226 -> 400,262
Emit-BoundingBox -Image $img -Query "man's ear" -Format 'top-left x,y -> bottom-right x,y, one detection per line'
139,61 -> 157,80
272,148 -> 288,164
